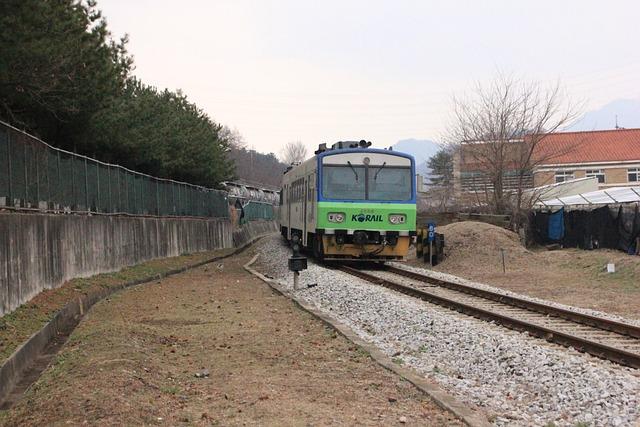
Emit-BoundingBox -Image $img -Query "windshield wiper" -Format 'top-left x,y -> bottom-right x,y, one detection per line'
373,162 -> 387,180
347,161 -> 359,181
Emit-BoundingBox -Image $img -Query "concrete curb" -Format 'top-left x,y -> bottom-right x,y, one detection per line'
0,230 -> 276,407
243,254 -> 491,427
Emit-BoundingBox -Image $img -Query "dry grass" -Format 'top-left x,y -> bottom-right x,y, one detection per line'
0,248 -> 235,365
1,248 -> 462,426
409,221 -> 640,320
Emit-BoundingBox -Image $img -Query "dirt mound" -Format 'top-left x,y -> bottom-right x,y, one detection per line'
436,221 -> 532,270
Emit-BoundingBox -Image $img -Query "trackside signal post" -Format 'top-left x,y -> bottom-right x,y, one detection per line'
416,222 -> 444,266
427,222 -> 436,266
288,235 -> 307,289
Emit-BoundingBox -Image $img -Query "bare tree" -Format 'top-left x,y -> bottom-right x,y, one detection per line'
220,125 -> 246,149
280,141 -> 308,165
447,74 -> 582,220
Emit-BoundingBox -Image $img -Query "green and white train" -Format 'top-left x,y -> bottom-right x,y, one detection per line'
280,140 -> 416,261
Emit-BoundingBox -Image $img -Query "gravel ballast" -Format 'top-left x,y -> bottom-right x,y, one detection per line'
254,236 -> 640,427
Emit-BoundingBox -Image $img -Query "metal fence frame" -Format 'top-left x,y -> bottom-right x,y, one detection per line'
241,200 -> 275,223
0,120 -> 229,218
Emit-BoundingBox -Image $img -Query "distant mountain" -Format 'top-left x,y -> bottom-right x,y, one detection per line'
569,98 -> 640,131
391,138 -> 441,177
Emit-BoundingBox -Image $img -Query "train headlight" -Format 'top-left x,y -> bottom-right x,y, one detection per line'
388,214 -> 406,224
328,212 -> 345,223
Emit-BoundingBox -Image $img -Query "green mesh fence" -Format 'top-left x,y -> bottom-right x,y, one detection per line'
241,201 -> 275,223
0,121 -> 229,218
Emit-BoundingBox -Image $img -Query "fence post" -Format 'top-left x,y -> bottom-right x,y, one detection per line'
84,158 -> 89,212
70,156 -> 77,210
171,182 -> 175,215
96,162 -> 100,213
23,139 -> 28,206
6,131 -> 12,206
46,149 -> 51,209
107,165 -> 112,213
124,171 -> 129,213
130,173 -> 138,214
116,169 -> 121,213
56,151 -> 61,209
177,183 -> 181,215
156,179 -> 160,216
35,148 -> 40,206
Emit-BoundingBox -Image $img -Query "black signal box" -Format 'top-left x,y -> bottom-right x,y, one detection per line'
288,256 -> 308,272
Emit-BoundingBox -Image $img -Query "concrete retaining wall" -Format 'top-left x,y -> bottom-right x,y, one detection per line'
233,220 -> 278,248
0,213 -> 246,316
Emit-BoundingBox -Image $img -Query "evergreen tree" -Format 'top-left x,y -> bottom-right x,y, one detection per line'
89,78 -> 234,187
427,148 -> 453,186
0,0 -> 132,152
1,0 -> 234,187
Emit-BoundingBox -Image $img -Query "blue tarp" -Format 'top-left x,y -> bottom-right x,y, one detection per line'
548,208 -> 565,240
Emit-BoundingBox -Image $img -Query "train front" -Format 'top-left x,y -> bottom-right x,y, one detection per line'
316,146 -> 416,261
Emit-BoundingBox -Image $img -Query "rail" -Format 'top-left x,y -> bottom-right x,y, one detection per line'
337,265 -> 640,369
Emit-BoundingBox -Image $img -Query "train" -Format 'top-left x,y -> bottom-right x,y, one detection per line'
280,140 -> 416,261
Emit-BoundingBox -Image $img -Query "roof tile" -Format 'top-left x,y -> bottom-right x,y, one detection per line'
533,128 -> 640,164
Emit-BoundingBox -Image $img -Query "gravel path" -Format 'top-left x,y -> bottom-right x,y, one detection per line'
253,236 -> 640,427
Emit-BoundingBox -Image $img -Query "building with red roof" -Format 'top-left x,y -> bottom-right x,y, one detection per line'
453,128 -> 640,197
532,128 -> 640,188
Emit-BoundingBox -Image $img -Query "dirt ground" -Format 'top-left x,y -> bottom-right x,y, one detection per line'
0,244 -> 462,426
0,248 -> 236,365
409,221 -> 640,320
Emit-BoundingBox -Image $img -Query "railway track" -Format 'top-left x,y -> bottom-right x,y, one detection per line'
337,264 -> 640,369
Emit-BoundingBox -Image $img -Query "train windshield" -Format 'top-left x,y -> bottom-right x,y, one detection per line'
322,165 -> 412,201
368,166 -> 412,201
322,165 -> 366,200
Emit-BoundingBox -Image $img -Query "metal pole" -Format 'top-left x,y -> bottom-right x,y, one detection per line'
177,183 -> 181,215
46,149 -> 51,209
35,148 -> 40,206
84,158 -> 89,212
56,151 -> 61,210
23,139 -> 28,206
7,132 -> 12,206
107,165 -> 112,213
171,182 -> 176,215
429,240 -> 433,267
501,249 -> 506,274
116,168 -> 121,213
156,179 -> 160,216
71,156 -> 76,210
125,172 -> 130,213
131,173 -> 136,215
602,190 -> 617,204
293,271 -> 300,290
96,162 -> 100,212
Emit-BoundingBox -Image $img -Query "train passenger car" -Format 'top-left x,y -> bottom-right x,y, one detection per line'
280,140 -> 416,261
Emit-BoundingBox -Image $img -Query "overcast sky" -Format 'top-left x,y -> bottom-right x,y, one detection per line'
99,0 -> 640,154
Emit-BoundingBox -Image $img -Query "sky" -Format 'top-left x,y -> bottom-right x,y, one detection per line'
99,0 -> 640,155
